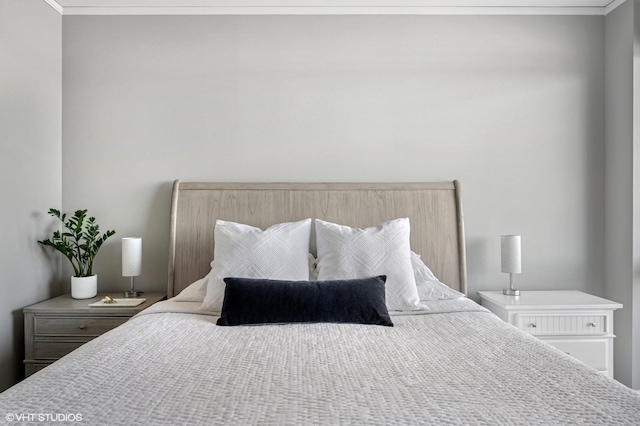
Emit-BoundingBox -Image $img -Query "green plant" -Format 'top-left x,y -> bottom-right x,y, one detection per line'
38,209 -> 116,277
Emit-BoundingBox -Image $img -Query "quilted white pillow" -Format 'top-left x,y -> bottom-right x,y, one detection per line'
411,251 -> 464,301
200,219 -> 312,312
179,253 -> 318,303
173,275 -> 208,302
315,218 -> 422,311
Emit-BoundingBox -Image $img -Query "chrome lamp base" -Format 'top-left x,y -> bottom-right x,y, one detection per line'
123,276 -> 143,298
503,273 -> 520,296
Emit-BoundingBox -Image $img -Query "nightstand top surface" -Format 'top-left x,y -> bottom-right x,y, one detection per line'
477,290 -> 622,310
24,292 -> 166,314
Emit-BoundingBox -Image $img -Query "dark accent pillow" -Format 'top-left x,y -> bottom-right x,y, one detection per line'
216,276 -> 393,327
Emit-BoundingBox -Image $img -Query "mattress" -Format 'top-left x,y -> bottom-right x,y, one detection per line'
1,298 -> 639,425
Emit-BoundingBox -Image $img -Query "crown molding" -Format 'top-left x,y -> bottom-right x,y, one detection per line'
42,0 -> 626,16
604,0 -> 626,13
59,6 -> 606,15
43,0 -> 63,14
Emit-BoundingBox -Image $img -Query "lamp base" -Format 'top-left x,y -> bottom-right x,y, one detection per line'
123,290 -> 143,298
503,288 -> 520,296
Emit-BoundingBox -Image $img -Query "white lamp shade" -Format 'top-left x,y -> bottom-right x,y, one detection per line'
122,237 -> 142,277
501,235 -> 521,274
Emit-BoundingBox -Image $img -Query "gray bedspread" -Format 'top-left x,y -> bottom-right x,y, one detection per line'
1,298 -> 639,425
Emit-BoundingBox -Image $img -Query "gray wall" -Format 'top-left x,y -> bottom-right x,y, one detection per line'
0,0 -> 62,391
4,0 -> 638,393
62,15 -> 606,303
2,5 -> 629,391
604,0 -> 639,389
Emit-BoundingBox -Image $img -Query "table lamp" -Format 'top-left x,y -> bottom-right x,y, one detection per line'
501,235 -> 521,296
122,237 -> 143,298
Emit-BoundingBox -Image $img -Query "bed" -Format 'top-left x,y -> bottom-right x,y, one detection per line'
1,181 -> 639,425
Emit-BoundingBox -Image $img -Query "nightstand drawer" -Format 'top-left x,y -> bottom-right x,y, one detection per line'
544,339 -> 608,371
34,316 -> 128,337
516,315 -> 606,335
34,341 -> 86,359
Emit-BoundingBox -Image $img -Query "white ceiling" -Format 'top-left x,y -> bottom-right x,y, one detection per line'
43,0 -> 625,15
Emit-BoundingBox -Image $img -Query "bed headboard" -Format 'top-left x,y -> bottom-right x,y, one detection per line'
168,181 -> 467,298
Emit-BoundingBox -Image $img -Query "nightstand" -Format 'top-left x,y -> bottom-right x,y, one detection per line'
477,291 -> 622,378
24,292 -> 165,377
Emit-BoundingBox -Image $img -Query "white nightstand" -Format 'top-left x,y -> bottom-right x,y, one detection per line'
477,291 -> 622,378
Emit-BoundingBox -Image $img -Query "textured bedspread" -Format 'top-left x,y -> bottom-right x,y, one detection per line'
1,299 -> 639,425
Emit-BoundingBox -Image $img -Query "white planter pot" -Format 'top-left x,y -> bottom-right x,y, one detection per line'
71,275 -> 97,299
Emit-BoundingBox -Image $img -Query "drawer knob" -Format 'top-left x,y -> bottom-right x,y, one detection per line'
588,322 -> 597,328
79,324 -> 86,330
530,323 -> 537,328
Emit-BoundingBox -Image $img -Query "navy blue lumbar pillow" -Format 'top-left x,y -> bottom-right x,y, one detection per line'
216,276 -> 393,327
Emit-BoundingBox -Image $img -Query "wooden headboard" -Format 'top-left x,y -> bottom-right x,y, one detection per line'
168,181 -> 467,298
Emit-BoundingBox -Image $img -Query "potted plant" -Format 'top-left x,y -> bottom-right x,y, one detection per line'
38,209 -> 115,299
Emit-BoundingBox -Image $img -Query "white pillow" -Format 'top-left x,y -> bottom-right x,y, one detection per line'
173,254 -> 317,303
178,253 -> 462,304
173,275 -> 208,302
315,218 -> 421,311
200,219 -> 312,312
411,251 -> 464,301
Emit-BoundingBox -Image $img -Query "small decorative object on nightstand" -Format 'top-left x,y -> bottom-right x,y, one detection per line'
23,292 -> 165,377
122,237 -> 143,298
478,290 -> 622,378
501,235 -> 521,296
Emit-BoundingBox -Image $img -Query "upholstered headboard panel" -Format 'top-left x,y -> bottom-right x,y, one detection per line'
168,181 -> 467,298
